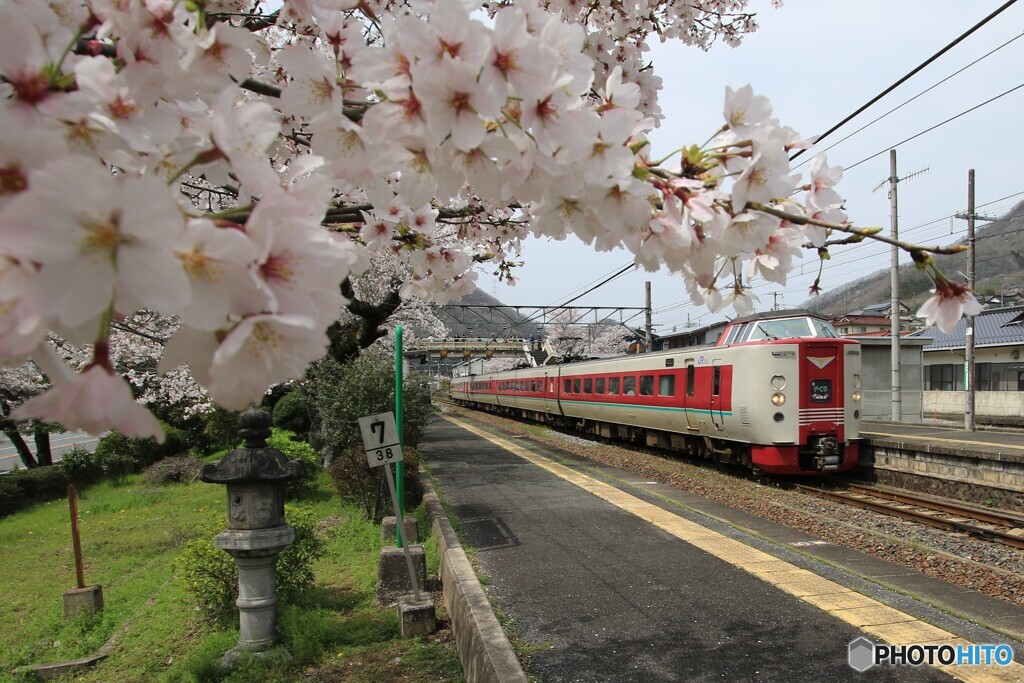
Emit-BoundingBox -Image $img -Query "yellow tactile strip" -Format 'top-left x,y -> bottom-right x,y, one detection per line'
442,414 -> 1023,682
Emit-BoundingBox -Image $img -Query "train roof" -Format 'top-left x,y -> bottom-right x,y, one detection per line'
728,309 -> 827,324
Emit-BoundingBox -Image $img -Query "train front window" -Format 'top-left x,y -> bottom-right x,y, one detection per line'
745,317 -> 816,341
811,318 -> 840,338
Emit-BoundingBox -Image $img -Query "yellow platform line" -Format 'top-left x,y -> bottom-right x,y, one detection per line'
442,414 -> 1023,682
862,430 -> 1024,452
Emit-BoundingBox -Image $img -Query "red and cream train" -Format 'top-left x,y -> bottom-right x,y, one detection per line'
450,311 -> 862,475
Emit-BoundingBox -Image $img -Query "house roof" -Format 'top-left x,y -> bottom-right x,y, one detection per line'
835,314 -> 892,326
912,305 -> 1024,349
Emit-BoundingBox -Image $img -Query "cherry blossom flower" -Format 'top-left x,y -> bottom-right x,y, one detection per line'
806,154 -> 844,211
0,157 -> 189,330
15,363 -> 165,441
723,84 -> 773,134
917,280 -> 983,334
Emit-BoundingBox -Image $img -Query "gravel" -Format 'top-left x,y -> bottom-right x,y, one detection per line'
441,404 -> 1024,608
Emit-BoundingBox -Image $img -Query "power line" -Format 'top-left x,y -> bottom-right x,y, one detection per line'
790,0 -> 1020,162
843,81 -> 1024,172
794,30 -> 1024,169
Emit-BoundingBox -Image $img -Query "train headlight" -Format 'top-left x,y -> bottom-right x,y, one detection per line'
770,392 -> 786,406
851,390 -> 862,402
770,374 -> 786,390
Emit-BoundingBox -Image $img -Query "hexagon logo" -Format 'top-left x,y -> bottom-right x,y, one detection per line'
848,637 -> 875,672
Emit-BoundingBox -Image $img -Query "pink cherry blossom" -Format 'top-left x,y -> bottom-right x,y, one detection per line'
15,363 -> 165,441
917,280 -> 984,334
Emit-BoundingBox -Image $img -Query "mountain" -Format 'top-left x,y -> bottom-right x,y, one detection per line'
435,288 -> 544,339
802,200 -> 1024,315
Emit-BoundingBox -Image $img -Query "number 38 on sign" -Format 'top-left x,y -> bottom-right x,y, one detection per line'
357,412 -> 404,468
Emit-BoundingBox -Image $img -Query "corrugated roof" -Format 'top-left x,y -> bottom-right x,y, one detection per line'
912,305 -> 1024,349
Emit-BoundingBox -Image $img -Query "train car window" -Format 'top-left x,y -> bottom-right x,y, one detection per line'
639,375 -> 654,395
712,366 -> 721,395
686,366 -> 695,396
528,381 -> 534,392
564,379 -> 571,393
609,377 -> 620,394
573,378 -> 582,393
659,375 -> 675,396
584,378 -> 593,393
595,378 -> 605,394
623,376 -> 636,395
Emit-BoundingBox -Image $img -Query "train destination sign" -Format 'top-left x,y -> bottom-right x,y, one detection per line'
357,412 -> 404,468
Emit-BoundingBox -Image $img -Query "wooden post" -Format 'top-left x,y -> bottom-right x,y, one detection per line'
68,485 -> 85,589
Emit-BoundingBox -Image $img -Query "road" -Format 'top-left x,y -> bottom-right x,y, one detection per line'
0,431 -> 100,473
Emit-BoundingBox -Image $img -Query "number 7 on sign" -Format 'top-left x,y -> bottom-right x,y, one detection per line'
357,412 -> 403,469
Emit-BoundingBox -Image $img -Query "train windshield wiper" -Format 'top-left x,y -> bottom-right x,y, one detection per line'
756,324 -> 778,340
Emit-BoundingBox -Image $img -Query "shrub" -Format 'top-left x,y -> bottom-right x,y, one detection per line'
326,447 -> 388,522
272,388 -> 311,438
95,449 -> 137,485
200,406 -> 243,452
0,478 -> 26,517
313,351 -> 432,520
267,429 -> 320,473
0,466 -> 69,518
58,446 -> 102,490
175,504 -> 326,625
12,465 -> 68,500
143,456 -> 203,486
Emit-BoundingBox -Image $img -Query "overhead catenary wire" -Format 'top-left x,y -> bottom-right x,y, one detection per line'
793,30 -> 1024,169
843,81 -> 1024,172
789,0 -> 1020,162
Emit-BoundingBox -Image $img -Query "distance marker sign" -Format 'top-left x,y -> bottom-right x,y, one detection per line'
357,412 -> 404,468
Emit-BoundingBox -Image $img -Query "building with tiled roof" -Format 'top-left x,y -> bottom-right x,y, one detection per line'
911,305 -> 1024,424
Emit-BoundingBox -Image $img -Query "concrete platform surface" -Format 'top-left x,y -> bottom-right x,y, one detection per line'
421,413 -> 1024,683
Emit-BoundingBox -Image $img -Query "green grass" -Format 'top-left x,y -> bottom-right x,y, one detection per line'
0,470 -> 460,683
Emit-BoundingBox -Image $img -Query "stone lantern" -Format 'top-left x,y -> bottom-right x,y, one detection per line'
200,408 -> 305,664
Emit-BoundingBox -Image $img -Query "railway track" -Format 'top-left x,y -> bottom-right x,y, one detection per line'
795,481 -> 1024,550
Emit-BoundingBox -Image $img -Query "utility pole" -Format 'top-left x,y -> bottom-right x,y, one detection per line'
873,150 -> 927,422
955,171 -> 998,432
965,169 -> 976,432
645,281 -> 653,352
770,292 -> 783,311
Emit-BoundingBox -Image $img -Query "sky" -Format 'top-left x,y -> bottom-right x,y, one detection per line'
473,0 -> 1024,336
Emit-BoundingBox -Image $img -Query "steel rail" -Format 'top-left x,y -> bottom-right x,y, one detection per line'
795,483 -> 1024,550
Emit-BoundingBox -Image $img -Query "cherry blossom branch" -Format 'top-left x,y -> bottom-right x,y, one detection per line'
748,202 -> 967,257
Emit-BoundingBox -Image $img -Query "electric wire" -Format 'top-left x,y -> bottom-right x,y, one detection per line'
789,0 -> 1020,162
843,81 -> 1024,172
793,30 -> 1024,169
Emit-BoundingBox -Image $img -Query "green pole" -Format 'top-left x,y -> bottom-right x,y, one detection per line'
395,325 -> 404,548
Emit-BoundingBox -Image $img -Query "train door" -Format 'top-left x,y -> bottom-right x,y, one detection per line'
802,342 -> 844,439
543,371 -> 560,415
682,360 -> 700,430
710,362 -> 725,431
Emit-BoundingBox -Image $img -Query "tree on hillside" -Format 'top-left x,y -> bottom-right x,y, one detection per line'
0,0 -> 974,442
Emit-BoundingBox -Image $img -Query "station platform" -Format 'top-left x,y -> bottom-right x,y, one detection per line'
860,422 -> 1024,511
421,412 -> 1024,682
